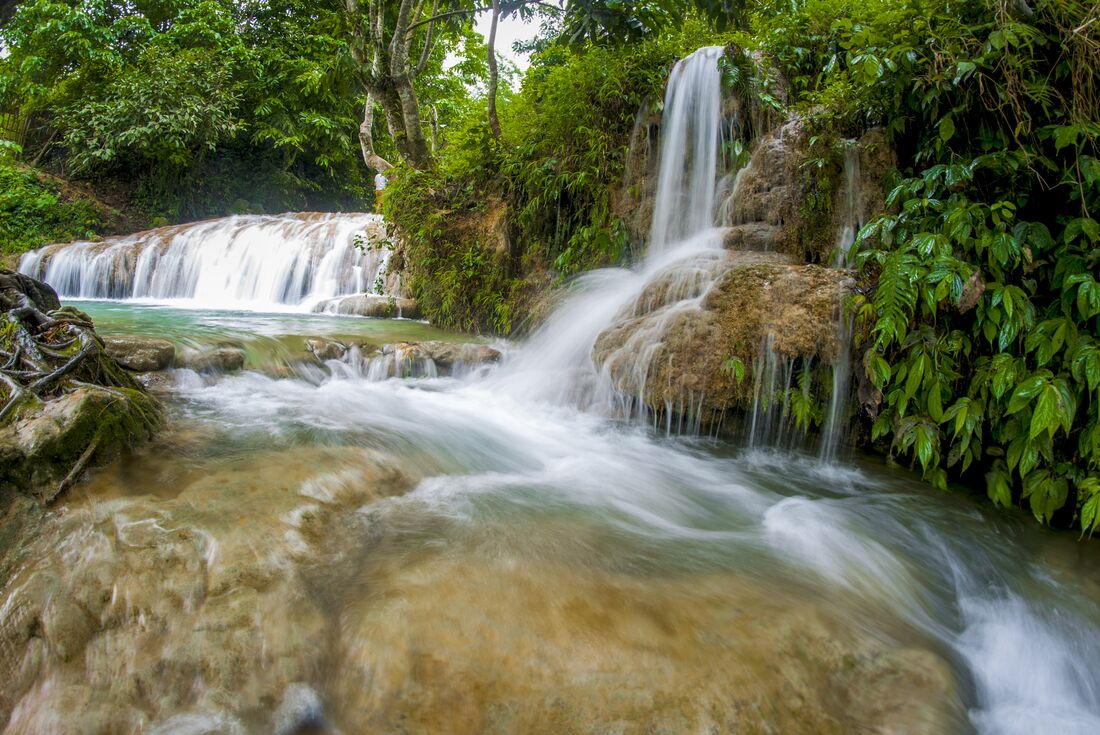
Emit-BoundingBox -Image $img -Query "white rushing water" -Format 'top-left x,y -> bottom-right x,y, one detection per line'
500,46 -> 729,420
820,143 -> 863,461
18,212 -> 390,311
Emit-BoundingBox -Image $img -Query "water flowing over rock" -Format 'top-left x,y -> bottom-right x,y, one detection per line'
594,252 -> 845,428
552,47 -> 897,444
311,293 -> 420,319
18,212 -> 396,311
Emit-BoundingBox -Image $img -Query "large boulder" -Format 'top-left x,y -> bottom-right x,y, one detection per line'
0,385 -> 159,501
593,251 -> 845,421
0,271 -> 160,504
103,336 -> 175,372
0,270 -> 61,312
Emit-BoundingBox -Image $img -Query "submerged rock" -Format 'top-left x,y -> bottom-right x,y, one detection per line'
312,293 -> 420,320
103,336 -> 176,372
175,346 -> 247,373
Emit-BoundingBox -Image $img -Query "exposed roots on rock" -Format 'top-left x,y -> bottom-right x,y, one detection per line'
0,305 -> 138,423
0,271 -> 160,502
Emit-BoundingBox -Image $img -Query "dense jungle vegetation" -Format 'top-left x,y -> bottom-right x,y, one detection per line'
1,0 -> 1098,534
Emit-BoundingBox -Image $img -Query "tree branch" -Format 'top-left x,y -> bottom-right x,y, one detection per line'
413,0 -> 442,78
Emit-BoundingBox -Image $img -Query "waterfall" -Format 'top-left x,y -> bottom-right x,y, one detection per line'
820,143 -> 863,461
648,45 -> 726,255
18,212 -> 391,311
494,46 -> 729,414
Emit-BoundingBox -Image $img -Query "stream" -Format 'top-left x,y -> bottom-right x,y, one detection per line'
1,299 -> 1098,734
5,46 -> 1100,735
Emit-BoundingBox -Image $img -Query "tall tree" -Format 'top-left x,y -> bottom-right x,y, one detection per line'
343,0 -> 475,171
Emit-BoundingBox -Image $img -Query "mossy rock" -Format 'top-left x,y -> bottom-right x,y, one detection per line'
0,385 -> 160,501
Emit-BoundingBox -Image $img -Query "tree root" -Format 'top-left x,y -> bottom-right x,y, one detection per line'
47,433 -> 101,504
0,301 -> 139,425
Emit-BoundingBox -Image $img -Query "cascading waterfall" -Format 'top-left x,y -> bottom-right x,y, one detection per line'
497,46 -> 729,418
18,212 -> 390,311
820,143 -> 863,461
647,45 -> 726,255
4,48 -> 1100,735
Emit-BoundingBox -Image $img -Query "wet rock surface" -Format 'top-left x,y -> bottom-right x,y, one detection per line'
175,346 -> 247,373
0,272 -> 160,504
103,336 -> 176,372
0,435 -> 964,735
594,251 -> 845,420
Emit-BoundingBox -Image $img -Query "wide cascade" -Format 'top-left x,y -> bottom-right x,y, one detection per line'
18,212 -> 390,310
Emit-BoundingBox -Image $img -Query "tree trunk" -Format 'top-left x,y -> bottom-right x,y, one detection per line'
358,94 -> 393,172
394,76 -> 433,168
487,0 -> 502,138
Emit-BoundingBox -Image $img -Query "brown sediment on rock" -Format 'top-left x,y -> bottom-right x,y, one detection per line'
0,445 -> 412,732
327,547 -> 962,735
594,252 -> 846,421
0,442 -> 964,733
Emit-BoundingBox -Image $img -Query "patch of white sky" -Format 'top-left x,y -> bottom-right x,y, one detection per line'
472,9 -> 539,72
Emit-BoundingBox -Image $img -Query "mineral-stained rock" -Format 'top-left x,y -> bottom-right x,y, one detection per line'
311,294 -> 421,320
303,337 -> 347,361
593,251 -> 846,421
103,336 -> 176,372
722,222 -> 783,251
413,341 -> 502,368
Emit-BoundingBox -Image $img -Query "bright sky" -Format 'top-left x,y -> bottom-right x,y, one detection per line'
473,10 -> 538,72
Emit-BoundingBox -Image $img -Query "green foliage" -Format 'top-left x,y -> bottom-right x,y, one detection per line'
757,0 -> 1100,533
0,161 -> 106,253
0,0 -> 369,220
386,24 -> 721,333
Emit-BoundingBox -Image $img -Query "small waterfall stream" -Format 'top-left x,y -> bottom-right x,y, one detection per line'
820,143 -> 863,461
18,212 -> 390,311
498,46 -> 729,419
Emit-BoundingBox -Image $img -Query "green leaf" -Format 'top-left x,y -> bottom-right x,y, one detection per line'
939,115 -> 955,143
986,464 -> 1013,508
1006,372 -> 1049,414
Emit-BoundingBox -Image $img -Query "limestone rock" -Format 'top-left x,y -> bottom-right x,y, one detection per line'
103,336 -> 176,372
414,341 -> 502,368
722,222 -> 782,251
311,294 -> 420,320
303,337 -> 347,361
593,251 -> 845,421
